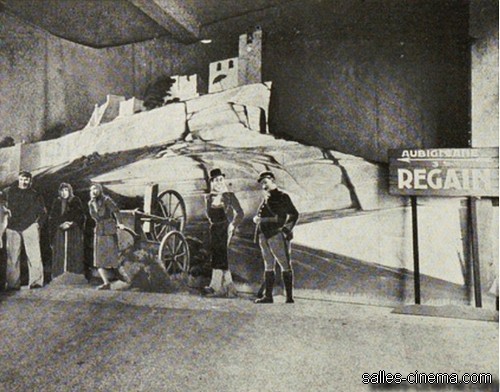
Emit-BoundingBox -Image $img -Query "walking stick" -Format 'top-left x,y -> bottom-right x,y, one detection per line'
64,229 -> 68,273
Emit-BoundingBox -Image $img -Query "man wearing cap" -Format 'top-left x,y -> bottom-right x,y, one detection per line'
253,170 -> 299,303
4,171 -> 47,290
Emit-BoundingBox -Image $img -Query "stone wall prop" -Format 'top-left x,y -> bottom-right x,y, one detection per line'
0,144 -> 21,185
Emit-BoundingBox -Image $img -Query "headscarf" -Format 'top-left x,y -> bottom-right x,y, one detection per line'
58,182 -> 74,215
90,183 -> 103,199
89,183 -> 109,218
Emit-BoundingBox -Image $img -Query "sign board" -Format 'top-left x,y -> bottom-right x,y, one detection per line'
389,148 -> 499,197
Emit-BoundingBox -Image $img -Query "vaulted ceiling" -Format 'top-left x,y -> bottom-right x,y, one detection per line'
1,0 -> 468,48
1,0 -> 291,47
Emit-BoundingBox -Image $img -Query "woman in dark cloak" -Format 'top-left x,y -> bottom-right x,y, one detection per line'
48,182 -> 85,278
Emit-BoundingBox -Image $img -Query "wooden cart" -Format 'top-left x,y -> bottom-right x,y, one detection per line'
119,185 -> 190,274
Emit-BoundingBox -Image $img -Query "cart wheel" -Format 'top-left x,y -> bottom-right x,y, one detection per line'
153,190 -> 187,241
158,230 -> 190,274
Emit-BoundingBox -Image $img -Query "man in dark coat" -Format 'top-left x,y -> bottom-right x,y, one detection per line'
253,171 -> 299,304
4,171 -> 47,290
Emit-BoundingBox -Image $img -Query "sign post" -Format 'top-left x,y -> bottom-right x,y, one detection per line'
468,197 -> 482,307
389,148 -> 498,307
411,196 -> 421,304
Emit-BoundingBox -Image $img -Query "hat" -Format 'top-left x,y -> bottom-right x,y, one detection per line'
209,168 -> 225,181
257,170 -> 275,183
18,170 -> 32,179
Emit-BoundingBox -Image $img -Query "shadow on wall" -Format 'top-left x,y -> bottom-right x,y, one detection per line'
143,76 -> 177,110
0,137 -> 15,148
42,123 -> 68,141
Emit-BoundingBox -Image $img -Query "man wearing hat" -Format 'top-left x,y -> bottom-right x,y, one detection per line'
4,171 -> 47,290
253,170 -> 299,303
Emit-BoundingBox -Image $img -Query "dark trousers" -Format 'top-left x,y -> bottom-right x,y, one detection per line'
210,222 -> 229,270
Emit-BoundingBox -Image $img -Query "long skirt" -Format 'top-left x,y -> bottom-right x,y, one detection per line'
93,233 -> 120,269
210,222 -> 229,270
51,226 -> 84,277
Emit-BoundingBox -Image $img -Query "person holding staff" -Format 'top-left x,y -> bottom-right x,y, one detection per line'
48,182 -> 85,278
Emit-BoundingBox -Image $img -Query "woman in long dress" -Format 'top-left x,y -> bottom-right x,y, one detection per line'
203,168 -> 244,297
48,183 -> 85,278
88,184 -> 123,290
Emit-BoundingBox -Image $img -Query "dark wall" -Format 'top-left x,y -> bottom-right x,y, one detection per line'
470,0 -> 499,148
203,0 -> 470,162
1,0 -> 470,162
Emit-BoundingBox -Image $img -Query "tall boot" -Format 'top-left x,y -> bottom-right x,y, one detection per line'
282,270 -> 294,303
256,277 -> 266,299
255,271 -> 274,304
